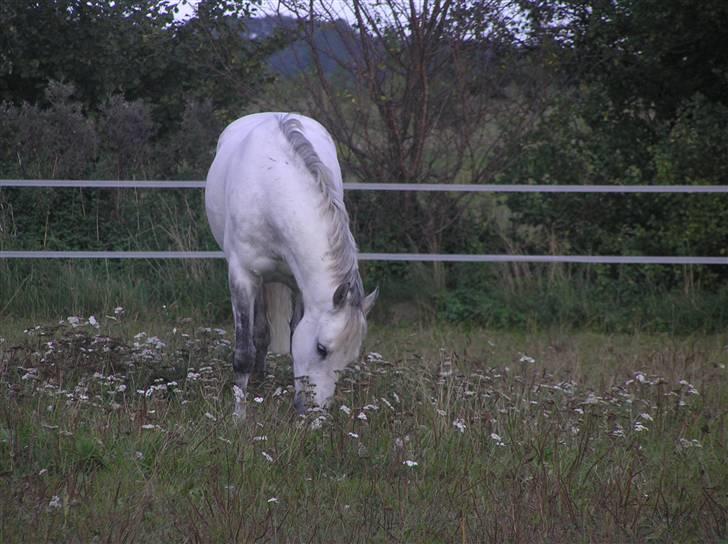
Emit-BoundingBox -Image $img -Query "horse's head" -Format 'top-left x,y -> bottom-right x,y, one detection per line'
291,282 -> 378,412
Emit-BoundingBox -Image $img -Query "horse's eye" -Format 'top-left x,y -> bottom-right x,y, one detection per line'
316,342 -> 328,358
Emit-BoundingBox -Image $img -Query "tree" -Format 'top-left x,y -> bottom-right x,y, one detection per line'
520,0 -> 728,119
0,1 -> 178,107
0,0 -> 284,126
501,0 -> 728,288
273,0 -> 558,287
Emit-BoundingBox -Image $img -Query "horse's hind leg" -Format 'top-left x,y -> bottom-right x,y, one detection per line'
253,287 -> 270,377
290,290 -> 304,344
229,267 -> 259,420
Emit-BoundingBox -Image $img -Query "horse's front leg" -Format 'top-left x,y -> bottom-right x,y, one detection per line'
253,287 -> 270,377
229,267 -> 259,420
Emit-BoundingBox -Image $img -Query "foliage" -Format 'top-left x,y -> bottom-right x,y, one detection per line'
521,0 -> 728,118
501,89 -> 728,291
1,0 -> 727,332
265,1 -> 559,289
0,0 -> 285,124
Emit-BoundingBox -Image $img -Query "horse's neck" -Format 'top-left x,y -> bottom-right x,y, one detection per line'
283,213 -> 361,312
280,206 -> 337,307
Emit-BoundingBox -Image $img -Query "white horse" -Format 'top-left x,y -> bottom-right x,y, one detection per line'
205,112 -> 377,417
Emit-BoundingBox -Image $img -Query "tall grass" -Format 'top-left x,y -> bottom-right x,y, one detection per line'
3,259 -> 728,335
1,317 -> 726,542
0,260 -> 231,324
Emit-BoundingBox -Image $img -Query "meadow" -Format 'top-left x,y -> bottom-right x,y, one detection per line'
1,312 -> 726,542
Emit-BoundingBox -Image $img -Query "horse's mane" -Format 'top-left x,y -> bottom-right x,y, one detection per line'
278,114 -> 364,307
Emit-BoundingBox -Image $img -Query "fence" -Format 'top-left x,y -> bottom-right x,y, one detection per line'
2,180 -> 727,265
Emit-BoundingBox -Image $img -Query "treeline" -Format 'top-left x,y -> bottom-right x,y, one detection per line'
1,0 -> 728,331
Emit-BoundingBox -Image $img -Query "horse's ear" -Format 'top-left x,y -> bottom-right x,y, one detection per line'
362,286 -> 379,317
333,282 -> 350,309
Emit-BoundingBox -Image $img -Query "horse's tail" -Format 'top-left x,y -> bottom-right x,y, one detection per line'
264,283 -> 293,354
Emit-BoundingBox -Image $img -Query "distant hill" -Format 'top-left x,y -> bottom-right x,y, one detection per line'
244,15 -> 359,78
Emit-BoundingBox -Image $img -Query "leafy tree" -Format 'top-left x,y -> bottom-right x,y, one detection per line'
1,1 -> 178,107
0,0 -> 285,127
521,0 -> 728,118
272,0 -> 559,287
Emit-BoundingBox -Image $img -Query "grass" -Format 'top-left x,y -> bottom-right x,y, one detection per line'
1,315 -> 726,542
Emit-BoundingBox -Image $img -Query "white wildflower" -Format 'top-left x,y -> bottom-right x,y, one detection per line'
519,354 -> 536,364
116,384 -> 127,393
610,423 -> 625,438
48,495 -> 62,510
114,307 -> 124,317
366,352 -> 383,362
187,371 -> 201,381
204,412 -> 217,421
254,396 -> 264,404
146,336 -> 166,350
679,380 -> 699,395
452,418 -> 466,433
88,315 -> 99,329
134,451 -> 144,460
348,432 -> 359,439
403,460 -> 418,468
490,433 -> 505,446
141,424 -> 161,431
633,421 -> 648,432
356,412 -> 368,421
339,404 -> 351,415
253,435 -> 268,442
678,438 -> 702,449
436,409 -> 447,417
639,412 -> 654,422
309,415 -> 327,430
267,497 -> 279,503
67,316 -> 81,327
261,451 -> 274,463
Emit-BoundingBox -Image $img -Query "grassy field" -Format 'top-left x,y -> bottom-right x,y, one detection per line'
1,314 -> 726,542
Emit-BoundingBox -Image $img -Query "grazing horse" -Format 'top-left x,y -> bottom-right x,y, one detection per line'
205,112 -> 377,417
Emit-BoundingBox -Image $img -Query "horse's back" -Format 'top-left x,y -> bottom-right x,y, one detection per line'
205,113 -> 276,248
205,112 -> 341,262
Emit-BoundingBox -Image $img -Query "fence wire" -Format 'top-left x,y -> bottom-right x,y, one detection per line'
2,180 -> 727,264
